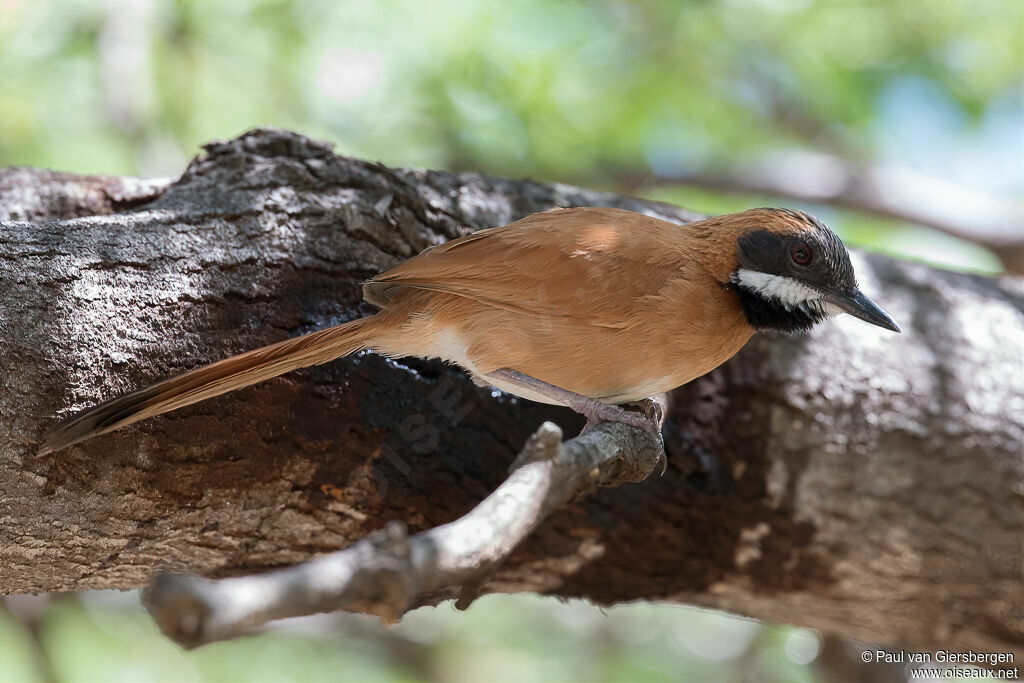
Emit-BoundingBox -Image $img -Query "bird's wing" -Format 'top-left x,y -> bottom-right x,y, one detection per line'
364,207 -> 697,328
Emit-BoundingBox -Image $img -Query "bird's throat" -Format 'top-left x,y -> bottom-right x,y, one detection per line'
727,270 -> 833,334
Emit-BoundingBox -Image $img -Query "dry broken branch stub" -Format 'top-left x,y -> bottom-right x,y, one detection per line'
144,419 -> 665,648
0,129 -> 1022,657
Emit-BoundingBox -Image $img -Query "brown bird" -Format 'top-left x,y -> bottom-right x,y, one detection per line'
38,207 -> 899,456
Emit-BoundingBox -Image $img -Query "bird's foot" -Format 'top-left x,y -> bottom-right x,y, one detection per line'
625,397 -> 665,425
579,399 -> 666,476
483,369 -> 666,476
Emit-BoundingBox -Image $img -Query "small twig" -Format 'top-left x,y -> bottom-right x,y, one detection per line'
143,408 -> 666,649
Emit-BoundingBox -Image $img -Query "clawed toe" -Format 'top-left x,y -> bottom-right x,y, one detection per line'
647,422 -> 667,476
578,401 -> 667,476
628,397 -> 665,425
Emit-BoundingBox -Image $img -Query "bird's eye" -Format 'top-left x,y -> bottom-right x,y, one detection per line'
790,242 -> 813,266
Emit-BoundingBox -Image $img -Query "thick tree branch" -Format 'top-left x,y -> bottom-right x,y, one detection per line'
0,129 -> 1021,658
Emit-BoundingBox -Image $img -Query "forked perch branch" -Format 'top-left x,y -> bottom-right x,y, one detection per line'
143,401 -> 666,649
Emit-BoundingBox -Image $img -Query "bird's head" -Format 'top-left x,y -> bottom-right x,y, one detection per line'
722,208 -> 900,335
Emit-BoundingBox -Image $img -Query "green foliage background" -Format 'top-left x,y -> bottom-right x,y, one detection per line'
2,0 -> 1021,276
1,1 -> 1021,681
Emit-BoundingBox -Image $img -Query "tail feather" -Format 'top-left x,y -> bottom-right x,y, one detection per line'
39,316 -> 378,455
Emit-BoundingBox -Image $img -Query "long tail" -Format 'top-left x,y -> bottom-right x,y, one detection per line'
39,315 -> 379,455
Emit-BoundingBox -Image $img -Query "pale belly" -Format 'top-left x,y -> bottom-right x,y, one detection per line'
468,370 -> 681,406
379,321 -> 739,407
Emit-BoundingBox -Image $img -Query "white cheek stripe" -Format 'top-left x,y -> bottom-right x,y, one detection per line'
733,269 -> 844,317
734,269 -> 818,306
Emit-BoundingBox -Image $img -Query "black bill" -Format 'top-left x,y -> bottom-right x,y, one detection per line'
821,288 -> 901,333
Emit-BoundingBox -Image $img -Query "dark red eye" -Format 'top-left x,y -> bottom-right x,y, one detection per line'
790,242 -> 813,266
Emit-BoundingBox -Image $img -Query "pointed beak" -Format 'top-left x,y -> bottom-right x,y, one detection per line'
821,288 -> 901,333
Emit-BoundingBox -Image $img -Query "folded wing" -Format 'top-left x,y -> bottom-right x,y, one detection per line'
364,207 -> 695,328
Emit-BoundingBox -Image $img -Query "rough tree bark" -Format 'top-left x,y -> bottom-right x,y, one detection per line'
1,129 -> 1021,656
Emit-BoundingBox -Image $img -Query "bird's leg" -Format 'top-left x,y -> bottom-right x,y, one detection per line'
485,368 -> 666,472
